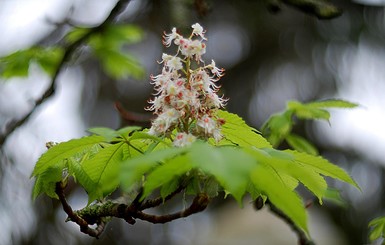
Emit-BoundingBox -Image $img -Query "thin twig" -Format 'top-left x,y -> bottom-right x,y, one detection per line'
55,182 -> 104,238
57,178 -> 209,238
267,201 -> 315,245
0,0 -> 132,146
133,193 -> 209,223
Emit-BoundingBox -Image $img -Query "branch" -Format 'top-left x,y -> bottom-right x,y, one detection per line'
0,0 -> 132,147
55,182 -> 106,238
267,201 -> 315,245
55,178 -> 209,238
132,193 -> 209,224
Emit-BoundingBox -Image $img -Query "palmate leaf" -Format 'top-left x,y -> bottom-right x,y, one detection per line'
87,126 -> 141,141
306,99 -> 358,109
248,148 -> 327,204
188,142 -> 256,204
261,110 -> 293,147
369,216 -> 385,242
82,142 -> 129,203
286,133 -> 319,155
121,147 -> 189,191
142,154 -> 193,199
0,47 -> 63,78
67,153 -> 96,194
121,141 -> 257,204
32,162 -> 66,199
31,135 -> 105,177
217,110 -> 271,148
287,150 -> 360,189
251,164 -> 309,235
94,48 -> 145,80
287,101 -> 330,120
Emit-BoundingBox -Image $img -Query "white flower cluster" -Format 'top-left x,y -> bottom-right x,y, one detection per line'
147,23 -> 227,147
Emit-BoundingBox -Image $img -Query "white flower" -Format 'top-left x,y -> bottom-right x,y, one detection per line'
163,27 -> 180,47
192,23 -> 207,40
173,132 -> 196,147
167,56 -> 183,71
208,60 -> 224,77
197,115 -> 217,134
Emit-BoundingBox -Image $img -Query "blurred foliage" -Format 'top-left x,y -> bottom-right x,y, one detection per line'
1,0 -> 384,244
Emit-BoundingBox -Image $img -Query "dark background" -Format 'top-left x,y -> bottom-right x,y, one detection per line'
1,0 -> 384,244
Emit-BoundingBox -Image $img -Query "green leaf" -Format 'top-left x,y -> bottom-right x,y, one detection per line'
31,135 -> 105,177
35,47 -> 64,75
203,176 -> 220,198
189,143 -> 256,204
142,154 -> 192,199
94,48 -> 145,80
121,147 -> 188,191
217,110 -> 271,148
67,153 -> 96,193
306,99 -> 358,109
288,150 -> 360,190
322,188 -> 347,207
286,133 -> 319,155
251,164 -> 308,235
0,47 -> 63,78
369,216 -> 385,241
116,126 -> 142,137
288,101 -> 330,120
160,177 -> 181,200
87,127 -> 121,141
65,27 -> 91,44
262,110 -> 293,147
102,24 -> 143,46
32,162 -> 65,199
82,142 -> 129,202
250,148 -> 327,204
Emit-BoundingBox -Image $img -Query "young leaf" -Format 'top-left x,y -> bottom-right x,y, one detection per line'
249,148 -> 327,203
65,27 -> 91,44
217,110 -> 271,148
32,162 -> 65,199
67,153 -> 96,194
189,142 -> 256,204
87,127 -> 121,141
288,150 -> 360,190
0,47 -> 63,78
120,147 -> 188,191
82,142 -> 129,202
306,99 -> 358,109
160,177 -> 181,200
31,135 -> 105,177
261,110 -> 293,147
117,126 -> 142,137
94,48 -> 145,80
286,133 -> 319,155
368,216 -> 385,242
203,176 -> 220,198
287,101 -> 330,121
322,188 -> 347,207
142,154 -> 193,199
251,164 -> 309,235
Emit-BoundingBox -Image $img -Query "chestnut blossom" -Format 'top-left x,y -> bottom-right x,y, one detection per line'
173,132 -> 197,147
147,24 -> 227,145
191,23 -> 206,40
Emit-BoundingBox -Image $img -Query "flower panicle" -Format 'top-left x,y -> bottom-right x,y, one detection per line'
147,23 -> 227,146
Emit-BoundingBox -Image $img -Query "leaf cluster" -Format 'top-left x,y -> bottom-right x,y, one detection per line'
66,24 -> 145,79
0,24 -> 144,80
0,47 -> 64,78
262,99 -> 358,152
369,216 -> 385,244
31,109 -> 358,238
